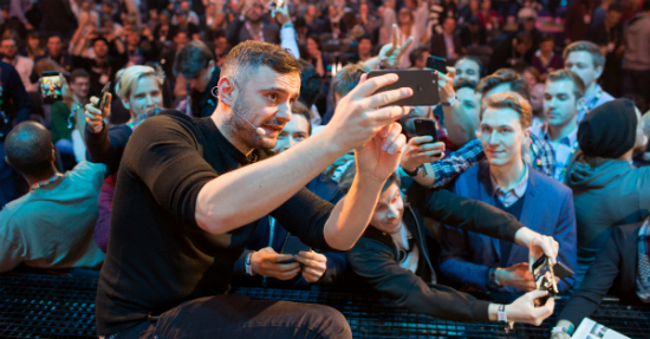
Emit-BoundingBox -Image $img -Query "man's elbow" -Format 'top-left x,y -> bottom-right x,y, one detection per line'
194,205 -> 235,234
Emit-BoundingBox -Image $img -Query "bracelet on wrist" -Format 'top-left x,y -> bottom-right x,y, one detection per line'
440,95 -> 457,107
497,304 -> 507,323
403,165 -> 421,177
245,252 -> 254,276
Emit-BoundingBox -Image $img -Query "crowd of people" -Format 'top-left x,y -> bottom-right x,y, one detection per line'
0,0 -> 649,338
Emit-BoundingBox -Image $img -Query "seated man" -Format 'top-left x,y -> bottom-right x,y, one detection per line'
0,121 -> 106,273
439,92 -> 577,294
550,218 -> 650,339
530,69 -> 585,182
343,165 -> 560,324
233,102 -> 346,288
565,99 -> 650,286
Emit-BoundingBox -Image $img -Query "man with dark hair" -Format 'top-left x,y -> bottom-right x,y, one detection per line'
0,59 -> 32,209
488,31 -> 534,74
226,0 -> 280,46
1,37 -> 37,92
563,41 -> 614,123
297,60 -> 322,124
586,3 -> 624,97
408,46 -> 429,69
95,40 -> 414,338
72,36 -> 128,96
454,56 -> 483,86
173,40 -> 221,118
429,17 -> 463,61
350,34 -> 374,64
0,121 -> 106,273
38,34 -> 73,72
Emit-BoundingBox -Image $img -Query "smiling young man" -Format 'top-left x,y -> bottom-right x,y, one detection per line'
95,40 -> 415,338
439,92 -> 577,294
531,69 -> 586,182
563,41 -> 614,123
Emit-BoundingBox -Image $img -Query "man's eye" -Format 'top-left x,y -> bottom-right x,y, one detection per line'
268,94 -> 278,101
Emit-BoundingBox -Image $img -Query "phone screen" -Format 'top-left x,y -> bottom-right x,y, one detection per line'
426,56 -> 447,74
39,71 -> 63,102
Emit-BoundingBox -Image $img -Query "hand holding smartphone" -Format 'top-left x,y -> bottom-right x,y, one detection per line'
367,70 -> 440,106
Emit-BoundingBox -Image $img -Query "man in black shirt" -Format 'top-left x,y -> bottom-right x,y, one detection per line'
72,37 -> 128,96
96,40 -> 414,338
173,40 -> 220,118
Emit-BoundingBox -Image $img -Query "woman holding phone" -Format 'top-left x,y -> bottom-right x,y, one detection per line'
84,65 -> 164,253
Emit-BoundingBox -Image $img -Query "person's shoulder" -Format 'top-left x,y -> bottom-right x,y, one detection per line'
456,161 -> 482,183
67,161 -> 107,184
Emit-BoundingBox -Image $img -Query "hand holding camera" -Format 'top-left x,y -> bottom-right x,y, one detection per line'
84,83 -> 112,134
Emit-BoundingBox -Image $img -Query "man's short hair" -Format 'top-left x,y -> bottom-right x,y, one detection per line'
563,41 -> 605,69
92,37 -> 109,47
540,34 -> 554,43
220,40 -> 301,87
174,40 -> 215,79
480,92 -> 533,128
454,79 -> 477,92
332,62 -> 369,98
476,68 -> 530,100
358,33 -> 372,43
455,56 -> 484,77
546,69 -> 586,99
46,33 -> 62,43
408,46 -> 428,67
298,59 -> 322,108
291,101 -> 312,135
70,68 -> 90,84
5,121 -> 53,178
608,3 -> 624,13
515,31 -> 533,47
338,163 -> 400,195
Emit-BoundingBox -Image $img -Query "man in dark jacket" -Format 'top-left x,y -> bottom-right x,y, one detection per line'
343,168 -> 559,325
0,60 -> 32,209
430,17 -> 464,61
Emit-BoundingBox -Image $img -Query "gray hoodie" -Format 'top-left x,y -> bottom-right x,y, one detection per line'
565,154 -> 650,265
624,14 -> 650,71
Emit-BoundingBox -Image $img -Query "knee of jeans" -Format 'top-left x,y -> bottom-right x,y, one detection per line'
310,306 -> 351,338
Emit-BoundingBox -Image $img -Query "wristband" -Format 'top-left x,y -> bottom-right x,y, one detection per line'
498,304 -> 507,323
441,96 -> 456,107
245,252 -> 254,276
403,165 -> 421,177
283,22 -> 293,29
552,325 -> 574,335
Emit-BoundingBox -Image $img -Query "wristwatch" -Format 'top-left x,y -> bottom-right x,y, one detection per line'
403,165 -> 421,177
488,268 -> 502,290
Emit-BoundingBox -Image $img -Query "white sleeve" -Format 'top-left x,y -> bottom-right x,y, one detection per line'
280,25 -> 300,59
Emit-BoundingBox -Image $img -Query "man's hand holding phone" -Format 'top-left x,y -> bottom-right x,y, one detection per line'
85,93 -> 112,134
514,228 -> 559,269
437,66 -> 456,105
501,290 -> 555,326
251,247 -> 300,281
293,250 -> 327,283
401,136 -> 445,173
495,262 -> 536,292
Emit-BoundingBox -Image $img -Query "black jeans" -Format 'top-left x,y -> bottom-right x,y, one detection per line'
112,293 -> 352,339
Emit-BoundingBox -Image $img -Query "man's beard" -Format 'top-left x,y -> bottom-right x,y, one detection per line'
229,97 -> 282,151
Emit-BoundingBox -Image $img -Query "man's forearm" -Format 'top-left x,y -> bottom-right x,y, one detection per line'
322,173 -> 385,250
195,129 -> 348,234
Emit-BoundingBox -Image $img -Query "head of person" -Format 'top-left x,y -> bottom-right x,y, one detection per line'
530,83 -> 545,117
522,16 -> 536,32
5,122 -> 55,181
101,1 -> 113,15
479,92 -> 532,168
159,9 -> 171,25
306,4 -> 317,16
481,0 -> 491,11
358,34 -> 373,56
359,3 -> 369,16
539,34 -> 555,55
46,34 -> 63,57
217,40 -> 302,151
455,79 -> 482,128
476,68 -> 530,101
69,68 -> 90,100
126,28 -> 141,47
443,17 -> 456,35
180,0 -> 190,12
205,2 -> 215,15
115,65 -> 164,118
522,66 -> 540,90
92,37 -> 110,59
544,69 -> 586,128
174,40 -> 216,92
563,41 -> 605,92
298,59 -> 322,109
398,7 -> 413,25
606,3 -> 624,26
1,37 -> 18,60
173,30 -> 190,48
578,99 -> 648,160
247,1 -> 265,23
408,46 -> 429,69
339,166 -> 403,234
514,31 -> 533,55
454,56 -> 483,85
332,62 -> 369,106
468,16 -> 481,32
306,35 -> 322,57
26,31 -> 41,52
469,0 -> 480,12
272,101 -> 311,153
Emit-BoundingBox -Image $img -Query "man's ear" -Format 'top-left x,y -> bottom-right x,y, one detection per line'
218,76 -> 237,107
594,65 -> 604,79
524,126 -> 531,138
121,97 -> 130,110
576,96 -> 586,114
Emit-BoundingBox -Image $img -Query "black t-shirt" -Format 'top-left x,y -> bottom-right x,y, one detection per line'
95,110 -> 336,335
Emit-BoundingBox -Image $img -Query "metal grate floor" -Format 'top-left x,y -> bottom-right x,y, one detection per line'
1,273 -> 649,338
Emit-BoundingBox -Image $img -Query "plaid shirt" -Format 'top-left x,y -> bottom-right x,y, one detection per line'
431,136 -> 555,188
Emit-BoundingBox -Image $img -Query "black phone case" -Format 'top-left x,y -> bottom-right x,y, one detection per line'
278,235 -> 311,264
368,70 -> 440,106
414,118 -> 439,143
426,56 -> 448,74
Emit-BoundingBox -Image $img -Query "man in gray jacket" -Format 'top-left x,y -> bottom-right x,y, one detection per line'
623,1 -> 650,104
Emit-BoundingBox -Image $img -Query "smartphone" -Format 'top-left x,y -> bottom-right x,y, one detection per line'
279,235 -> 311,264
367,70 -> 439,106
95,82 -> 111,113
426,56 -> 447,75
39,71 -> 63,102
413,118 -> 439,143
269,0 -> 284,15
532,256 -> 561,305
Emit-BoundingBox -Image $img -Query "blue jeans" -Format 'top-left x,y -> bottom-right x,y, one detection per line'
110,293 -> 352,339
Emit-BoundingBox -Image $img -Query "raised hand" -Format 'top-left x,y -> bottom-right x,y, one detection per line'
436,67 -> 456,104
356,122 -> 407,183
378,24 -> 414,69
514,228 -> 559,268
84,93 -> 112,134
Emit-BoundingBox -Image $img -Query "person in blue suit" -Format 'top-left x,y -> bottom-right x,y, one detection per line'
439,92 -> 577,294
232,101 -> 347,288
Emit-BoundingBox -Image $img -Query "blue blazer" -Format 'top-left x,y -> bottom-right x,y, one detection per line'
439,161 -> 577,293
